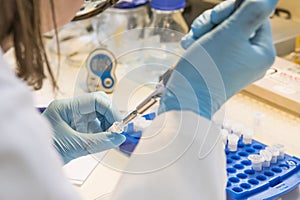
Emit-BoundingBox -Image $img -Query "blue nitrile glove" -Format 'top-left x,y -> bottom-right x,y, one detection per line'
42,92 -> 126,164
159,0 -> 278,119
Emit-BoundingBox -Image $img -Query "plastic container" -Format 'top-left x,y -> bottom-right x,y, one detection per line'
232,123 -> 243,138
266,146 -> 280,164
228,134 -> 240,152
260,149 -> 272,168
223,120 -> 233,132
248,154 -> 264,171
226,139 -> 300,200
272,144 -> 285,160
242,128 -> 254,145
221,129 -> 229,145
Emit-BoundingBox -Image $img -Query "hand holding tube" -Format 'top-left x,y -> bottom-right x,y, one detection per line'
42,92 -> 126,164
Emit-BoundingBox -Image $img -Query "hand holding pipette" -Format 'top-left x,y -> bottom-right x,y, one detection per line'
108,66 -> 175,133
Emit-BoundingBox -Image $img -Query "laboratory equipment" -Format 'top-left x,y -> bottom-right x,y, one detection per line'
260,149 -> 272,168
244,56 -> 300,115
118,112 -> 156,156
225,139 -> 300,200
85,48 -> 117,93
132,116 -> 153,132
266,146 -> 280,164
46,20 -> 97,62
232,123 -> 243,138
270,17 -> 300,56
92,0 -> 149,57
273,144 -> 286,160
221,129 -> 229,145
73,0 -> 121,21
143,0 -> 188,66
108,81 -> 166,133
248,154 -> 264,171
148,0 -> 188,34
107,65 -> 174,133
223,120 -> 233,132
294,35 -> 300,64
242,128 -> 254,145
228,134 -> 239,152
115,112 -> 300,199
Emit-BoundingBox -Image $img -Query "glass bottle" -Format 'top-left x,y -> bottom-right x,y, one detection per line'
143,0 -> 188,68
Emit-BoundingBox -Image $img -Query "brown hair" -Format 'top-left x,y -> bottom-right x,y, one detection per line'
0,0 -> 58,91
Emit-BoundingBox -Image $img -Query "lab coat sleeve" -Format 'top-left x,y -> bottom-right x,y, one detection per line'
111,111 -> 227,200
0,49 -> 80,200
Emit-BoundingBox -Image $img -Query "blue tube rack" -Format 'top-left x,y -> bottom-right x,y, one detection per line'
226,139 -> 300,200
37,106 -> 300,198
115,112 -> 300,199
118,112 -> 156,156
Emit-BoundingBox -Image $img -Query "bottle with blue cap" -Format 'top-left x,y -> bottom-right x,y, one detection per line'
143,0 -> 188,67
149,0 -> 188,34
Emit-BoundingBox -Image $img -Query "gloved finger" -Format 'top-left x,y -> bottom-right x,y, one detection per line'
75,91 -> 122,124
181,0 -> 235,49
250,19 -> 274,49
84,132 -> 126,154
191,0 -> 235,38
94,92 -> 123,125
96,113 -> 114,131
181,32 -> 196,49
223,0 -> 278,38
250,20 -> 276,68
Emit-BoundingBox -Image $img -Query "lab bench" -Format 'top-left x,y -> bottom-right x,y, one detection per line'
3,34 -> 300,200
37,57 -> 300,199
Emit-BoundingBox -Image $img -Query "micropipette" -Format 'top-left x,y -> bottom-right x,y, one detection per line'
108,66 -> 175,133
109,0 -> 246,133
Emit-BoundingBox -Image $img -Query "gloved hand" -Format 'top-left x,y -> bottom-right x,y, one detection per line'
159,0 -> 278,119
42,92 -> 126,164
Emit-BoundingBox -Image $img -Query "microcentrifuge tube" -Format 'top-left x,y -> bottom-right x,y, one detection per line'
132,116 -> 152,132
227,134 -> 239,152
223,120 -> 233,132
272,144 -> 285,160
248,154 -> 264,171
108,121 -> 125,134
260,149 -> 272,168
220,129 -> 229,145
253,112 -> 265,126
266,146 -> 280,164
232,123 -> 243,138
242,128 -> 254,145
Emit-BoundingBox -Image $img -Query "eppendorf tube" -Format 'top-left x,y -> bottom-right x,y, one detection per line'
266,146 -> 280,164
232,123 -> 243,138
108,121 -> 126,134
260,149 -> 272,168
248,154 -> 264,171
242,128 -> 254,145
227,134 -> 239,152
223,120 -> 233,132
220,129 -> 229,145
272,144 -> 285,160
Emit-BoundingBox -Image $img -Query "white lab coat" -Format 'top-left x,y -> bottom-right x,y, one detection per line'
0,48 -> 226,199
